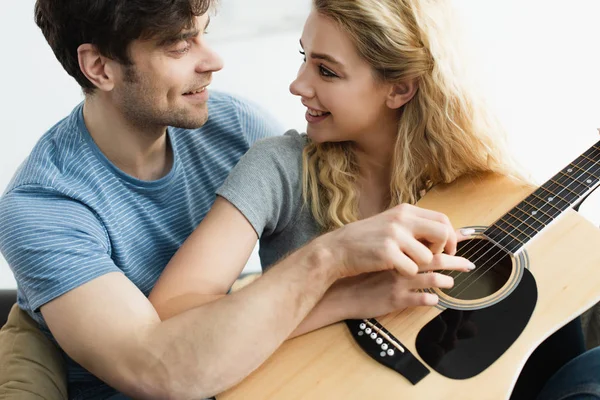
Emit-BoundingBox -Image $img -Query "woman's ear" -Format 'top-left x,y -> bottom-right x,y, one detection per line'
386,79 -> 418,109
77,43 -> 116,92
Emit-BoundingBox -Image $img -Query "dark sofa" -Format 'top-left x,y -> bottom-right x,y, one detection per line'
0,289 -> 16,327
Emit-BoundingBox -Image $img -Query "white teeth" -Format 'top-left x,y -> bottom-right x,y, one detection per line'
187,87 -> 206,95
307,108 -> 326,117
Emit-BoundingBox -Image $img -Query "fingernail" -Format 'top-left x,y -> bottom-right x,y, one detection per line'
460,228 -> 475,236
467,262 -> 476,270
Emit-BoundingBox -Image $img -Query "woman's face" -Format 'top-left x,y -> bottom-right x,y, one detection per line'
289,10 -> 397,144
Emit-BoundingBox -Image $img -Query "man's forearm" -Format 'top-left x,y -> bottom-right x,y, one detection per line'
289,277 -> 354,338
140,241 -> 337,398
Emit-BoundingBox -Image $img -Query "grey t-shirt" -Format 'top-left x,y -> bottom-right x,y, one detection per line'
216,130 -> 321,270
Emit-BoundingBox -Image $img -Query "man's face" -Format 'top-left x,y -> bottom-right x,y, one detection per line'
112,14 -> 223,130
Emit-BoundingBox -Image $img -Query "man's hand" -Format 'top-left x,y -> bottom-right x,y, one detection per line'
319,204 -> 474,279
335,270 -> 454,319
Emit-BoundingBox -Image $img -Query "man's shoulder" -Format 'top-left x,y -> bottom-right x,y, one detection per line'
206,90 -> 255,112
204,90 -> 269,125
170,91 -> 283,152
4,104 -> 89,195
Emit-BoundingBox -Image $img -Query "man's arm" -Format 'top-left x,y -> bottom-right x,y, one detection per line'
42,203 -> 472,399
149,198 -> 469,341
42,240 -> 335,400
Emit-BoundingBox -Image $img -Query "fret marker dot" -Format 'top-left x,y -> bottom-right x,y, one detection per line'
587,179 -> 592,184
567,168 -> 573,173
532,210 -> 538,215
548,197 -> 554,202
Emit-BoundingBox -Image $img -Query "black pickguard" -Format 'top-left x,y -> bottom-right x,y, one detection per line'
415,268 -> 537,379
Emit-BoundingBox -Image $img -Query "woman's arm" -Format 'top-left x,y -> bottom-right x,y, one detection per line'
150,197 -> 470,339
149,196 -> 349,334
149,196 -> 258,320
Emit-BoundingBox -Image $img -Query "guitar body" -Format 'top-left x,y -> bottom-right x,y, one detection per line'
219,173 -> 600,400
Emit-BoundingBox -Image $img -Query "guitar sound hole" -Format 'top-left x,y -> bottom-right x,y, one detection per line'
440,239 -> 512,301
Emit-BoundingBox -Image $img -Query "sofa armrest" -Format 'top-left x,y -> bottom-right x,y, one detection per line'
0,289 -> 17,328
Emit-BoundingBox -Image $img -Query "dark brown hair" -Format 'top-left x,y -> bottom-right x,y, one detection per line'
34,0 -> 212,93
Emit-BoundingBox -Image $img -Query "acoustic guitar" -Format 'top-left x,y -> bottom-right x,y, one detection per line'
219,139 -> 600,400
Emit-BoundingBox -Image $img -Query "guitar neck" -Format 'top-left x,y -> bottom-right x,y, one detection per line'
484,140 -> 600,255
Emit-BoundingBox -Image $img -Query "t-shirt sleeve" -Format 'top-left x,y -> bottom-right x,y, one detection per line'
231,95 -> 285,145
0,186 -> 121,312
216,130 -> 306,238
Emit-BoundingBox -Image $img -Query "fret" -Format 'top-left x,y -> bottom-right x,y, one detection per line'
581,153 -> 597,164
534,186 -> 573,211
494,218 -> 530,243
511,206 -> 549,229
504,211 -> 538,235
572,155 -> 600,178
583,143 -> 600,161
549,178 -> 579,196
567,164 -> 600,185
521,198 -> 556,219
557,170 -> 592,188
496,202 -> 548,240
483,140 -> 600,254
529,192 -> 565,214
484,225 -> 522,254
554,173 -> 592,199
573,143 -> 600,174
536,184 -> 572,205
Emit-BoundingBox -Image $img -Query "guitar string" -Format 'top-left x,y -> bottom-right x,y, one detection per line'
444,144 -> 600,287
447,144 -> 600,298
354,144 -> 600,349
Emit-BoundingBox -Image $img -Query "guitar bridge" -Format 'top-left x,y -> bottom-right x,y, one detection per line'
345,319 -> 429,385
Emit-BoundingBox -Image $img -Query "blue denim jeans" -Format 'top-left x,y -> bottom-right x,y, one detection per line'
537,346 -> 600,400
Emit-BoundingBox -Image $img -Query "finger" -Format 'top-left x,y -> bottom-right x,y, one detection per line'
409,272 -> 454,290
457,227 -> 476,242
404,292 -> 439,307
408,207 -> 457,255
400,204 -> 450,225
421,253 -> 475,272
395,231 -> 435,268
410,217 -> 450,255
443,226 -> 458,256
387,247 -> 419,277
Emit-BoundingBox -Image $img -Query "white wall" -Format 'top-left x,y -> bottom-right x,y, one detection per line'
1,1 -> 599,289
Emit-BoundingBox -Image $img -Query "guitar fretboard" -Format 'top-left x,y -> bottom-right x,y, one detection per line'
484,140 -> 600,254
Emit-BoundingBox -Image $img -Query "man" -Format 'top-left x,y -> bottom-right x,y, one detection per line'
0,0 -> 469,398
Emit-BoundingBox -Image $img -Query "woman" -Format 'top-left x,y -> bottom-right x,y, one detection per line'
150,0 -> 512,325
149,0 -> 600,399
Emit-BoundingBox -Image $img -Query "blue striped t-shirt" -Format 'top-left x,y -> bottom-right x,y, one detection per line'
0,91 -> 282,396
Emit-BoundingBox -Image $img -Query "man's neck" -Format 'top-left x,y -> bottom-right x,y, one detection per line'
82,96 -> 173,181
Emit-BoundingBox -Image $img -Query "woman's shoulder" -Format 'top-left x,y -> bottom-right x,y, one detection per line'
244,129 -> 308,165
252,129 -> 308,151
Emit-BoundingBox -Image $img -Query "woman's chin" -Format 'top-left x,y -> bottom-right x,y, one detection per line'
306,128 -> 337,144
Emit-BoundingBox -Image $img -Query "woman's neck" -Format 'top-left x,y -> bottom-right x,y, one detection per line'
353,123 -> 397,219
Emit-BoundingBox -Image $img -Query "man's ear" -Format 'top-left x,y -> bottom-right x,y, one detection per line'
77,44 -> 116,92
385,79 -> 418,110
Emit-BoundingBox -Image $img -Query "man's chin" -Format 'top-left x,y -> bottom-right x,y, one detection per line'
170,117 -> 208,129
168,108 -> 209,129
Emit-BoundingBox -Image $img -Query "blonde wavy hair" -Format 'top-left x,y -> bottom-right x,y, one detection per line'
303,0 -> 521,232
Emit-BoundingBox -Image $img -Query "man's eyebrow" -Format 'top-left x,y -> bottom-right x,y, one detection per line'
158,28 -> 200,46
157,17 -> 209,48
299,39 -> 344,68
